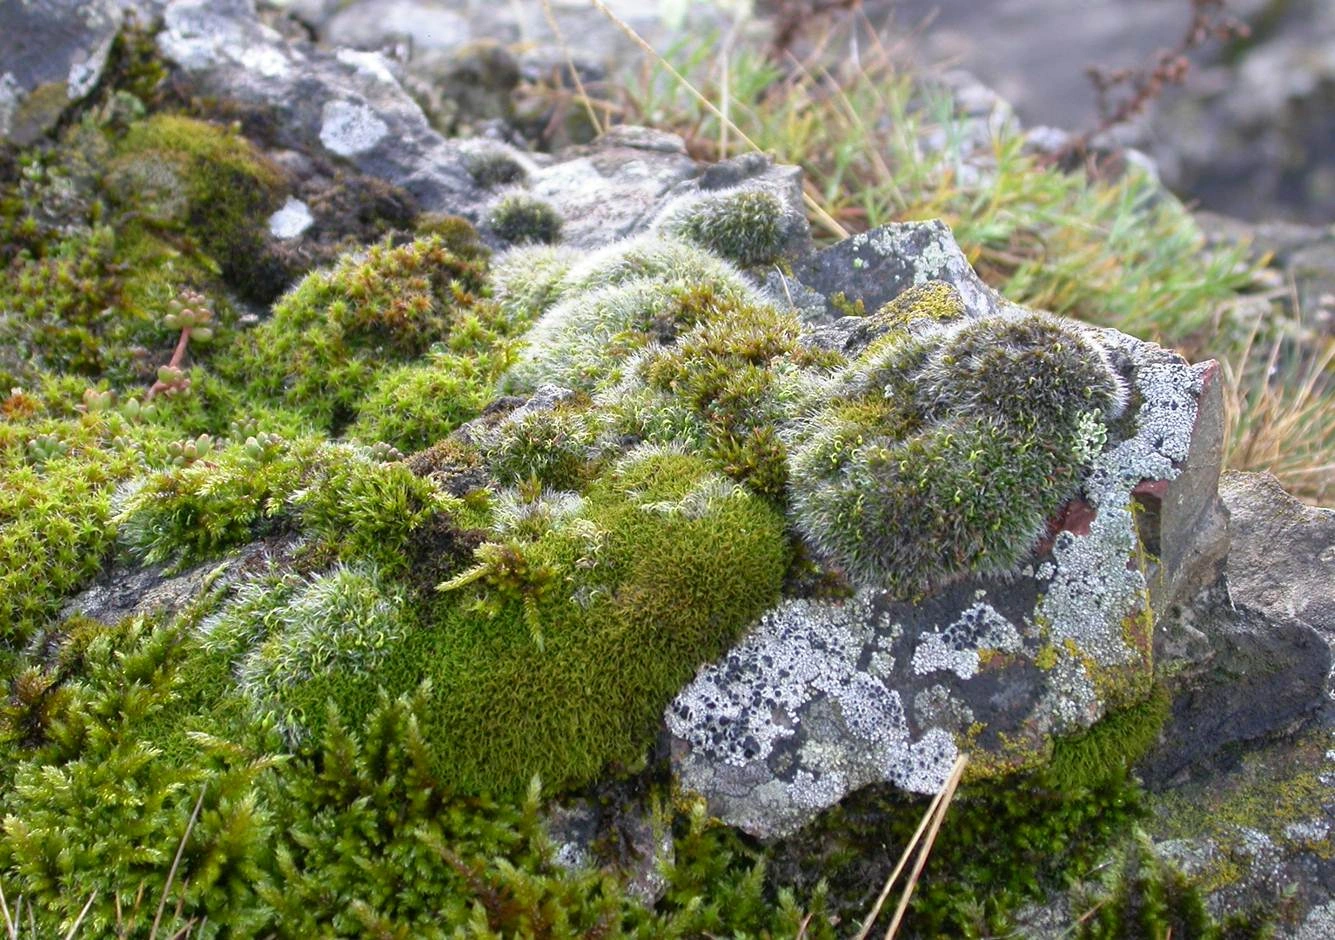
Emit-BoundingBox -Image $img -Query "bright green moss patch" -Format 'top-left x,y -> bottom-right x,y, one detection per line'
347,353 -> 497,453
219,234 -> 507,431
260,450 -> 789,796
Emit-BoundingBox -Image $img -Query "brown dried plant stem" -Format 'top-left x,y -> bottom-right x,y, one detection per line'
855,753 -> 969,940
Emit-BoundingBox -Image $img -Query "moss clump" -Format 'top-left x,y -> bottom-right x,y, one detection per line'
462,147 -> 529,188
475,399 -> 608,491
270,450 -> 788,796
291,444 -> 448,576
347,353 -> 498,453
219,234 -> 501,430
1047,682 -> 1171,792
116,434 -> 313,569
790,310 -> 1126,596
504,240 -> 769,395
612,296 -> 841,498
108,114 -> 286,301
206,564 -> 411,740
657,188 -> 788,267
488,193 -> 562,245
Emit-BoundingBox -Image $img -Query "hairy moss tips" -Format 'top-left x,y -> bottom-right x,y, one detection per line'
656,188 -> 788,267
915,312 -> 1129,429
505,242 -> 768,395
488,193 -> 563,245
791,311 -> 1123,596
207,564 -> 411,742
489,242 -> 580,324
462,146 -> 530,188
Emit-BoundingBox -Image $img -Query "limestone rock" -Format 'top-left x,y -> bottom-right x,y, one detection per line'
0,0 -> 123,145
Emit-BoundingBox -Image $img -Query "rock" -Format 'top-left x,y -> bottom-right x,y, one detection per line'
1222,470 -> 1335,640
1143,578 -> 1330,788
781,219 -> 1009,340
0,0 -> 123,146
157,0 -> 485,216
1132,471 -> 1335,929
667,226 -> 1227,839
404,41 -> 521,135
57,536 -> 299,632
526,126 -> 698,250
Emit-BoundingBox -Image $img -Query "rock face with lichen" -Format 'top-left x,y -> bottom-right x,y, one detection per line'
8,0 -> 1330,933
665,225 -> 1227,838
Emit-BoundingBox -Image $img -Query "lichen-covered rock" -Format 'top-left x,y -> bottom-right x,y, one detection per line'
0,0 -> 122,146
667,234 -> 1227,838
781,219 -> 1008,332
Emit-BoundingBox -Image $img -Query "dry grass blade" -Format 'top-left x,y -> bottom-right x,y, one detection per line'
539,0 -> 604,137
0,883 -> 15,940
853,759 -> 956,939
151,787 -> 206,940
884,754 -> 968,939
1221,324 -> 1335,503
63,893 -> 96,940
585,0 -> 849,239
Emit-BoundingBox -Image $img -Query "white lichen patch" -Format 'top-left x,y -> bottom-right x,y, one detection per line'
1037,337 -> 1205,678
912,601 -> 1022,679
267,197 -> 314,240
319,99 -> 388,156
668,594 -> 958,838
335,48 -> 398,86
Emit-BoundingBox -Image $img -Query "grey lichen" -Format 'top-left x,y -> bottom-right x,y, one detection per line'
667,593 -> 958,839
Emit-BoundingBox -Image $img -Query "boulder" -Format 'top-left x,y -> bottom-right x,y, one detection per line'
667,223 -> 1228,839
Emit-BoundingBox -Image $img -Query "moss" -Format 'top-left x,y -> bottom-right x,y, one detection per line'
347,354 -> 498,453
291,443 -> 449,576
790,311 -> 1124,596
478,400 -> 607,491
869,280 -> 967,333
462,148 -> 529,188
116,434 -> 314,570
658,189 -> 788,267
1074,832 -> 1272,939
0,408 -> 192,645
274,451 -> 788,797
488,193 -> 562,245
218,234 -> 502,430
1047,682 -> 1171,792
505,251 -> 770,395
108,114 -> 286,301
770,755 -> 1147,936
